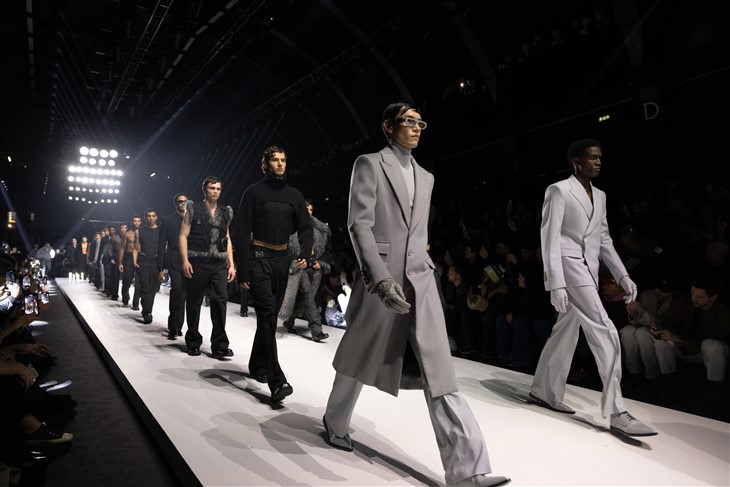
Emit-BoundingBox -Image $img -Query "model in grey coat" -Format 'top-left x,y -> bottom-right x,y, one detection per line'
322,102 -> 509,487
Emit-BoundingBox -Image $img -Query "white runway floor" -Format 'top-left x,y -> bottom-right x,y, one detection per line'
55,278 -> 729,487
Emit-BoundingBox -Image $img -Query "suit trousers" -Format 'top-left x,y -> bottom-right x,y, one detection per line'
324,326 -> 492,484
531,285 -> 625,417
138,255 -> 160,316
247,250 -> 290,391
121,253 -> 141,306
167,265 -> 186,334
184,258 -> 230,353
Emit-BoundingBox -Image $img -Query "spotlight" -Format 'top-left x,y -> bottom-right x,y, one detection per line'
89,148 -> 98,156
80,147 -> 89,155
100,149 -> 109,158
80,156 -> 87,163
89,158 -> 96,165
109,149 -> 118,158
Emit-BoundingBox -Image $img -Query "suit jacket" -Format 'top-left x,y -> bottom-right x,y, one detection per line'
332,145 -> 457,398
158,212 -> 184,271
541,175 -> 628,291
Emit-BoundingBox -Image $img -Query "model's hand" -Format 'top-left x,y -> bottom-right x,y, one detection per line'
182,262 -> 193,279
118,264 -> 124,273
550,288 -> 569,314
226,266 -> 236,283
295,258 -> 308,269
619,276 -> 637,303
375,278 -> 410,314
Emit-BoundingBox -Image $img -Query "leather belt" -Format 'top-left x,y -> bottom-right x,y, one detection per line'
252,239 -> 287,251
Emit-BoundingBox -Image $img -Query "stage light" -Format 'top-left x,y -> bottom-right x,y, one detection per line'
68,196 -> 72,200
99,159 -> 107,166
100,149 -> 108,158
80,156 -> 87,163
89,148 -> 98,156
108,160 -> 115,166
80,147 -> 89,155
89,158 -> 96,165
67,176 -> 73,182
109,150 -> 118,158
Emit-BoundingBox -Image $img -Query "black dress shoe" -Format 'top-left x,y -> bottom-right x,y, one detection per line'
239,310 -> 248,317
187,348 -> 201,356
271,382 -> 293,403
131,306 -> 140,311
177,330 -> 183,336
211,348 -> 234,358
143,314 -> 153,324
166,332 -> 177,340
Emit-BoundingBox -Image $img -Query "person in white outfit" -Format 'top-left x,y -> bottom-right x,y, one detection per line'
527,138 -> 657,437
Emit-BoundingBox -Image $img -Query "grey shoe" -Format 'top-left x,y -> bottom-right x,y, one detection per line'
322,415 -> 353,452
527,392 -> 575,414
450,474 -> 511,487
610,411 -> 657,436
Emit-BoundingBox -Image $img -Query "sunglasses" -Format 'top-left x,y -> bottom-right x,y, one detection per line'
175,200 -> 187,204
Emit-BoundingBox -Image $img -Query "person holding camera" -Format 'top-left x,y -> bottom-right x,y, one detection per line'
179,177 -> 236,358
235,146 -> 312,403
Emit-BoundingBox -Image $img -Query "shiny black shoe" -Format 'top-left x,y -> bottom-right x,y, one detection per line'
239,309 -> 248,317
177,330 -> 183,336
143,314 -> 153,324
187,348 -> 201,356
166,331 -> 177,340
211,348 -> 234,359
271,382 -> 293,403
131,305 -> 140,311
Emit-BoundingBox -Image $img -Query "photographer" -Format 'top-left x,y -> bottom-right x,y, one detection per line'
179,177 -> 236,358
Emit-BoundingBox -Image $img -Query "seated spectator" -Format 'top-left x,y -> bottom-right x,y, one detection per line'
649,275 -> 730,384
442,264 -> 469,352
620,273 -> 681,384
496,260 -> 555,371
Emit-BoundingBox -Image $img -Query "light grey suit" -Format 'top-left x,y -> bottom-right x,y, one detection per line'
532,175 -> 629,417
325,144 -> 492,484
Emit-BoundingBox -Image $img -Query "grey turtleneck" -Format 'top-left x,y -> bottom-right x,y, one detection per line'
390,141 -> 415,208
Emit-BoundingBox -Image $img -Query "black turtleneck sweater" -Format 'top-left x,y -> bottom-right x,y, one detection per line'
235,173 -> 313,283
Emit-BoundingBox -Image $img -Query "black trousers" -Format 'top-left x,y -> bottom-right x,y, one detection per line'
248,249 -> 290,390
121,253 -> 141,306
104,258 -> 120,299
184,258 -> 229,352
167,264 -> 186,334
138,255 -> 160,316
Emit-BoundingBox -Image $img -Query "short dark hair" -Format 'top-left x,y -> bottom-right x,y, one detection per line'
567,138 -> 601,168
131,214 -> 141,221
261,146 -> 285,173
107,224 -> 116,230
145,208 -> 156,216
304,199 -> 313,207
202,176 -> 221,193
173,192 -> 187,202
691,274 -> 723,297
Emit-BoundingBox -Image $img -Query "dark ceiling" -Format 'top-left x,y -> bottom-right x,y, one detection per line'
1,0 -> 728,247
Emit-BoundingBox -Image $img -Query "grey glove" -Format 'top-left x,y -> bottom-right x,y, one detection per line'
550,287 -> 569,314
619,276 -> 638,303
375,278 -> 411,314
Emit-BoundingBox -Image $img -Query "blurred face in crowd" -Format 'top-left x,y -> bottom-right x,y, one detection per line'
131,217 -> 142,230
119,224 -> 128,233
690,286 -> 716,310
175,195 -> 188,214
306,203 -> 313,217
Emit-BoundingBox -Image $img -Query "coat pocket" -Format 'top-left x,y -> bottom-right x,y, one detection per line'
376,241 -> 390,262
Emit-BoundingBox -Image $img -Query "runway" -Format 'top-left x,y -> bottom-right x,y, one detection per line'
55,278 -> 730,487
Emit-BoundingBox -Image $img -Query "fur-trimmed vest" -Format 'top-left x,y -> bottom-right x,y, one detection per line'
278,216 -> 332,321
186,200 -> 233,261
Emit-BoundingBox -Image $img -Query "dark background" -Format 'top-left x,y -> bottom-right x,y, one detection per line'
1,0 -> 728,249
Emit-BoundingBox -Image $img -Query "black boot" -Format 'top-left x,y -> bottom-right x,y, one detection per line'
309,323 -> 329,342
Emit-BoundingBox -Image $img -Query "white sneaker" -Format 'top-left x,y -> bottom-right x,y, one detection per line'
610,411 -> 657,436
450,474 -> 511,487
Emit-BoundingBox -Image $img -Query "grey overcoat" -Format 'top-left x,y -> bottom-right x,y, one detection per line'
332,145 -> 458,398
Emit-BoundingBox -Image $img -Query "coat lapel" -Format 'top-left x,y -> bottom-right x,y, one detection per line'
380,147 -> 411,226
568,175 -> 594,221
410,162 -> 430,230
